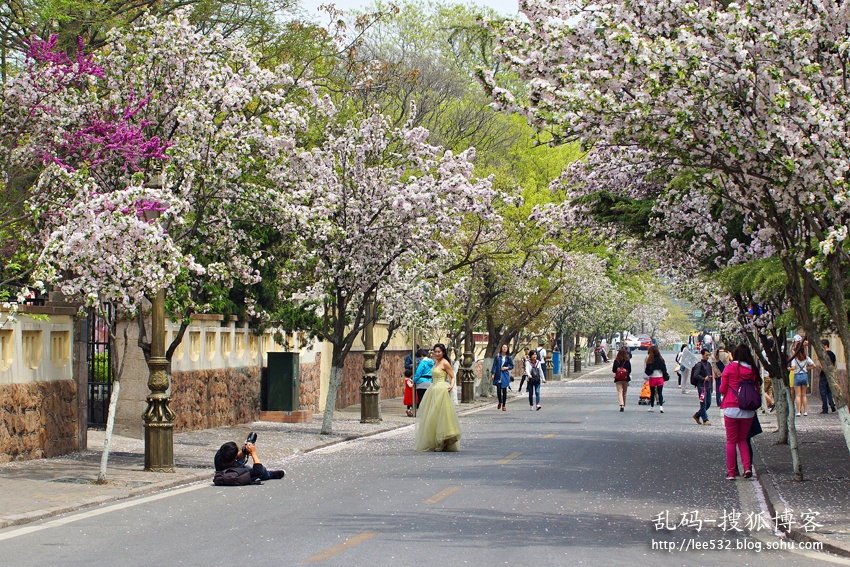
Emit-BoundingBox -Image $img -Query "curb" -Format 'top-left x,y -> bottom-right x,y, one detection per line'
752,444 -> 850,558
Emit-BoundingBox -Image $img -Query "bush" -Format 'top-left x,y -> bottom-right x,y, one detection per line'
89,353 -> 111,382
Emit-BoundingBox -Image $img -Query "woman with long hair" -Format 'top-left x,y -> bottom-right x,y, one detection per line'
490,343 -> 514,411
525,349 -> 545,410
644,346 -> 668,413
720,344 -> 760,479
414,344 -> 462,452
612,347 -> 632,411
788,343 -> 815,417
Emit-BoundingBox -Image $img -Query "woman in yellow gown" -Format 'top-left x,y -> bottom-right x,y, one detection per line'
414,343 -> 462,452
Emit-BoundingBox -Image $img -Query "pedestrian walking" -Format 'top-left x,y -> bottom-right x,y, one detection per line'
525,350 -> 545,410
788,343 -> 815,417
612,347 -> 631,412
720,344 -> 760,480
490,344 -> 514,412
644,345 -> 668,413
691,349 -> 713,425
675,344 -> 687,388
818,339 -> 837,414
711,346 -> 729,407
517,349 -> 530,394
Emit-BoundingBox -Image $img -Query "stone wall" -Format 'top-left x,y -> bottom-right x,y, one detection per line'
333,350 -> 407,410
298,356 -> 322,412
0,381 -> 77,463
170,367 -> 260,432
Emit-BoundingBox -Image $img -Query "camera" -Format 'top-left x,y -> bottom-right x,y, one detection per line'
243,431 -> 258,456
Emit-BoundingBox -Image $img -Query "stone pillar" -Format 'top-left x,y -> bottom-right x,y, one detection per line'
360,296 -> 380,423
144,289 -> 174,472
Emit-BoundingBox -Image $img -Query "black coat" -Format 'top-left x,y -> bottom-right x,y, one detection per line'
691,359 -> 713,387
644,357 -> 668,377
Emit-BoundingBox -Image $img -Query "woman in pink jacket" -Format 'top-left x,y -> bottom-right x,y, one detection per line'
719,344 -> 759,480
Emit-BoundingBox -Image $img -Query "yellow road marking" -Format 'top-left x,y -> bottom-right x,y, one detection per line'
542,433 -> 556,439
303,531 -> 379,563
497,452 -> 522,464
424,486 -> 461,504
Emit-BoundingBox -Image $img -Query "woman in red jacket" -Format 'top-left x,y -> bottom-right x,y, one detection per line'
719,344 -> 759,480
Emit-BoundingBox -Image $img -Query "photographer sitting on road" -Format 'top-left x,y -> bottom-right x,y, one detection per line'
213,437 -> 285,486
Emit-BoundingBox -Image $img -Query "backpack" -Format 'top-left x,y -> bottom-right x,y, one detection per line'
614,366 -> 628,381
213,466 -> 254,486
529,362 -> 543,386
733,366 -> 761,411
690,361 -> 706,386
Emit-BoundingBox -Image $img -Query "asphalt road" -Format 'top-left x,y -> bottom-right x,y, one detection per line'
0,350 -> 844,566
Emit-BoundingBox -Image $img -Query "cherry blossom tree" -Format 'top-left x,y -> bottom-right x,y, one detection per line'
272,109 -> 496,435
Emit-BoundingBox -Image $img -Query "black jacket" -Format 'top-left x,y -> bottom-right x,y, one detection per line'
691,359 -> 712,387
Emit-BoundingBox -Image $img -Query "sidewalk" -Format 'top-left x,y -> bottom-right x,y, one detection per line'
752,408 -> 850,557
0,385 -> 509,530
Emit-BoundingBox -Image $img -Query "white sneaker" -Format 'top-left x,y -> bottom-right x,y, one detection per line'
648,407 -> 654,412
803,412 -> 808,416
530,405 -> 534,411
659,406 -> 664,413
796,412 -> 801,417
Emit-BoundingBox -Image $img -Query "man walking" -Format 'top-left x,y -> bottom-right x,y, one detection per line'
818,339 -> 837,414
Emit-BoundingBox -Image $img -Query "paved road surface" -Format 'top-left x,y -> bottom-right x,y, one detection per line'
0,351 -> 844,566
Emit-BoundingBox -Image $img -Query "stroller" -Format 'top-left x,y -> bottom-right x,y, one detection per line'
638,380 -> 651,405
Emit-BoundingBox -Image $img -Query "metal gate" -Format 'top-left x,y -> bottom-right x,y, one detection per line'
87,306 -> 113,428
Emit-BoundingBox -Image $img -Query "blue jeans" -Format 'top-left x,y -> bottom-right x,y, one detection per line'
695,386 -> 710,422
820,374 -> 835,411
528,383 -> 541,406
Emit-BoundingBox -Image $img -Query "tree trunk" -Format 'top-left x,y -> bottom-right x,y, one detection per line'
787,397 -> 803,481
775,379 -> 789,444
477,356 -> 494,397
321,360 -> 344,435
96,380 -> 120,484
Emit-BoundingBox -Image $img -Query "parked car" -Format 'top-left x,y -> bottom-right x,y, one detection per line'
624,335 -> 640,349
637,334 -> 653,350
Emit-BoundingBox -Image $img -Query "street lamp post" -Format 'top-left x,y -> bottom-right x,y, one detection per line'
574,333 -> 582,373
141,203 -> 174,472
459,330 -> 475,403
143,287 -> 175,471
360,294 -> 380,423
